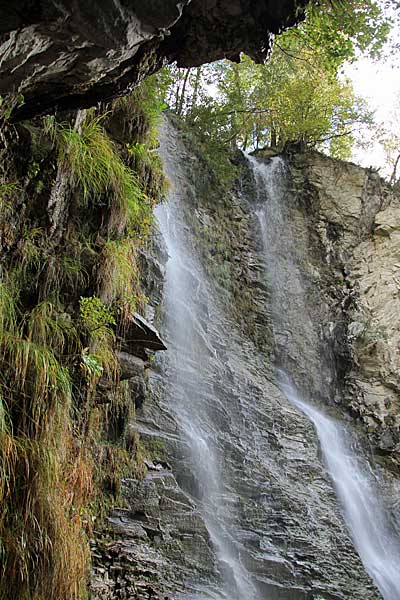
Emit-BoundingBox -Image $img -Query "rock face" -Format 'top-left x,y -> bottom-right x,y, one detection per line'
4,96 -> 398,597
0,0 -> 307,120
287,151 -> 400,472
91,467 -> 214,600
348,205 -> 400,459
119,118 -> 400,599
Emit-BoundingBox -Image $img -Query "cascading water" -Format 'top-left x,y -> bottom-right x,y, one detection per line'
156,120 -> 260,600
279,374 -> 400,600
246,153 -> 330,400
248,153 -> 400,600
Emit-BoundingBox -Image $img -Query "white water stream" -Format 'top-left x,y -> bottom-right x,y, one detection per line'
279,374 -> 400,600
157,204 -> 256,600
248,153 -> 400,600
156,122 -> 260,600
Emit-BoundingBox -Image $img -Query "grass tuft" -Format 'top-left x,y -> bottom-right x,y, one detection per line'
51,114 -> 144,226
0,75 -> 168,600
0,281 -> 90,600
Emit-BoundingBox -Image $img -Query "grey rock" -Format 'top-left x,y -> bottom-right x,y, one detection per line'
129,121 -> 384,599
120,312 -> 167,354
0,0 -> 307,120
117,351 -> 146,381
92,123 -> 400,600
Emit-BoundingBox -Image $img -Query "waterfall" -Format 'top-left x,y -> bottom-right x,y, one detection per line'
248,153 -> 400,600
246,153 -> 331,400
279,374 -> 400,600
156,120 -> 260,600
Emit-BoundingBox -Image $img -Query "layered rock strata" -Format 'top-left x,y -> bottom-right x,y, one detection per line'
114,119 -> 395,599
288,151 -> 400,472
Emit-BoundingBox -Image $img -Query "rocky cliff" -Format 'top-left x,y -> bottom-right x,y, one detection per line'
0,85 -> 173,600
288,151 -> 400,472
1,95 -> 400,598
89,118 -> 400,600
2,3 -> 399,599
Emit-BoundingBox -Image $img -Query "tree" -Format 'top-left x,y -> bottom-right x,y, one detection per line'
160,0 -> 390,160
377,103 -> 400,184
284,0 -> 392,71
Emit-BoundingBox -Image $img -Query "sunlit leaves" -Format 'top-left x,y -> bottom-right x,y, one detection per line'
160,0 -> 390,160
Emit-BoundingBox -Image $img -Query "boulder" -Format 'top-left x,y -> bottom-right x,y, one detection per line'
119,313 -> 167,355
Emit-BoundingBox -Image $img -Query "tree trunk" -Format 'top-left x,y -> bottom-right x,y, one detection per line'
390,152 -> 400,185
191,67 -> 202,111
270,127 -> 277,147
177,69 -> 190,116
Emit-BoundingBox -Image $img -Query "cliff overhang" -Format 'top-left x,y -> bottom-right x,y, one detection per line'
0,0 -> 307,120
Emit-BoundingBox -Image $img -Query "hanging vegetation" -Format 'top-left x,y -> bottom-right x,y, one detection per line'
0,74 -> 168,600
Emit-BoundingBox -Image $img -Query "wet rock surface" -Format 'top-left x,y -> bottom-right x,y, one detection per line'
288,152 -> 400,472
92,125 -> 400,599
118,313 -> 167,356
0,0 -> 307,120
90,466 -> 217,599
130,120 -> 383,599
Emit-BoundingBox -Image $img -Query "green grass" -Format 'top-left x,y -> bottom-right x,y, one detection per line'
79,295 -> 118,381
0,282 -> 90,600
98,239 -> 138,301
47,113 -> 144,225
0,181 -> 20,211
0,76 -> 169,599
112,74 -> 165,146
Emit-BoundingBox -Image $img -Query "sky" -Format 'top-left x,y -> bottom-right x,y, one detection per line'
346,9 -> 400,177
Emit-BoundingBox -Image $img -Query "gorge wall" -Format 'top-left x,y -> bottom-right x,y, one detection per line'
91,117 -> 400,599
1,96 -> 400,598
288,150 -> 400,471
1,3 -> 399,599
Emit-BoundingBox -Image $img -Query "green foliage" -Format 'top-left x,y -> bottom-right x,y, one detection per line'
0,288 -> 74,437
165,49 -> 372,158
0,68 -> 167,600
0,180 -> 20,220
0,280 -> 17,334
79,296 -> 118,380
79,296 -> 116,333
112,74 -> 169,217
97,238 -> 146,317
80,348 -> 104,386
0,281 -> 90,600
299,0 -> 392,69
161,0 -> 389,159
49,253 -> 89,294
0,180 -> 19,200
47,113 -> 144,222
127,141 -> 163,201
25,300 -> 78,355
100,239 -> 137,300
128,141 -> 147,160
114,73 -> 167,145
